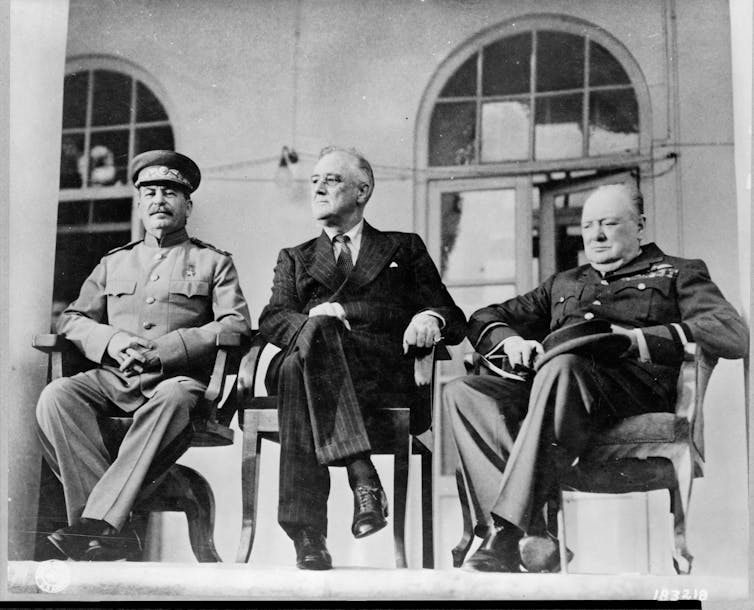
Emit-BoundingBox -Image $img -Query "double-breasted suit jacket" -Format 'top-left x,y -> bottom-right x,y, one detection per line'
260,221 -> 467,430
260,221 -> 465,534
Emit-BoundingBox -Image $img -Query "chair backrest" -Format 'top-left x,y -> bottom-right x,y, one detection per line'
675,343 -> 717,476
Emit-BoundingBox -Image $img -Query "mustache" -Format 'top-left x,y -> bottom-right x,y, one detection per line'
148,206 -> 173,216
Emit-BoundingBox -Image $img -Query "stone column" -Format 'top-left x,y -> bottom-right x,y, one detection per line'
7,0 -> 69,559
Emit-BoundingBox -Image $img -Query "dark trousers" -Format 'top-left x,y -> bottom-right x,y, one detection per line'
274,316 -> 375,537
444,353 -> 672,533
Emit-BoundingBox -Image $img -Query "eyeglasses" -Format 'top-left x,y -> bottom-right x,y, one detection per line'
310,174 -> 344,188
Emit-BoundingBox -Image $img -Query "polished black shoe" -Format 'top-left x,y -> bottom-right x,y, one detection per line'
84,523 -> 143,561
292,527 -> 332,570
47,518 -> 113,561
462,522 -> 522,572
518,533 -> 574,573
351,485 -> 388,539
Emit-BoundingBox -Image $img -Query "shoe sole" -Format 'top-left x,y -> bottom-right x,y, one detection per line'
47,534 -> 78,560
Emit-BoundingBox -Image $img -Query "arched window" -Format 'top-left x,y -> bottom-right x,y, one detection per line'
428,28 -> 640,167
54,59 -> 175,307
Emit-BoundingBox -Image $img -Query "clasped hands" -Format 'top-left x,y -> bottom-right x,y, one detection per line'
308,303 -> 441,353
106,331 -> 161,377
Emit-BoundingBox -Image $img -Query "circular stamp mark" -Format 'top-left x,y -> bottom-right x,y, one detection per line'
34,560 -> 71,593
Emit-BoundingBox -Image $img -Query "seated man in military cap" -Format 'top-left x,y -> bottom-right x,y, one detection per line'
36,150 -> 251,560
444,181 -> 748,573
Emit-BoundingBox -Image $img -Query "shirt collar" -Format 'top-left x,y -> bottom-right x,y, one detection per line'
323,219 -> 364,247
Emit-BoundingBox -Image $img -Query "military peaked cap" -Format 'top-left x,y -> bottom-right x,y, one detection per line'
130,150 -> 201,193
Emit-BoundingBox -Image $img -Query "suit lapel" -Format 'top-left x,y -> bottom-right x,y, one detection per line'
301,231 -> 343,293
347,222 -> 400,291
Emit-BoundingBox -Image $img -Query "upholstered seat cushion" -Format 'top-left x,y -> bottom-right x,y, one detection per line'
589,412 -> 688,447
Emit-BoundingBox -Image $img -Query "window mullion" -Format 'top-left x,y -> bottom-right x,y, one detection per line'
82,69 -> 95,188
475,51 -> 483,164
529,30 -> 537,161
582,37 -> 590,157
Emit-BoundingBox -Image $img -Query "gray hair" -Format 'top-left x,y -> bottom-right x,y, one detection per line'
319,145 -> 375,200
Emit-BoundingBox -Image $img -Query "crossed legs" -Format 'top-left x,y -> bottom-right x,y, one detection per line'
445,353 -> 668,571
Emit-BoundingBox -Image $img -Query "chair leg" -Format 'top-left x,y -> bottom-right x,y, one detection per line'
420,448 -> 434,569
670,450 -> 694,574
393,410 -> 410,568
175,465 -> 222,563
557,491 -> 569,574
451,467 -> 475,568
236,410 -> 262,563
670,487 -> 694,574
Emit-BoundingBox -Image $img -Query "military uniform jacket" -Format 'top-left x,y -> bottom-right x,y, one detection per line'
469,243 -> 748,402
259,221 -> 466,393
58,228 -> 251,409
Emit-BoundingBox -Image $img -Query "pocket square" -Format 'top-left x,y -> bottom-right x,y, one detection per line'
389,261 -> 399,268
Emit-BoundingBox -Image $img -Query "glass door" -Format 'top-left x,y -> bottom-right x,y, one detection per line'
426,177 -> 531,567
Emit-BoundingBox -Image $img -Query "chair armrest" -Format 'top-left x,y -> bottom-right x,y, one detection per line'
32,333 -> 71,353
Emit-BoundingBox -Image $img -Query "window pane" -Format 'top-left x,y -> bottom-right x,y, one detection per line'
429,102 -> 476,166
588,90 -> 639,155
440,53 -> 477,98
89,130 -> 130,186
53,230 -> 132,303
57,200 -> 90,225
589,41 -> 631,86
62,72 -> 89,129
92,70 -> 132,126
440,188 -> 516,282
135,126 -> 175,156
60,134 -> 85,189
536,31 -> 584,92
534,94 -> 583,159
92,198 -> 133,223
482,32 -> 532,96
448,284 -> 517,319
481,100 -> 530,161
136,82 -> 169,122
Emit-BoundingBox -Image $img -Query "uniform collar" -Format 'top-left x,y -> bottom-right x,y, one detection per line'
143,228 -> 190,248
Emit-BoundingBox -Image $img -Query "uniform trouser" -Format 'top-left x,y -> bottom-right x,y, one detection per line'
444,353 -> 671,533
36,372 -> 203,530
276,316 -> 374,537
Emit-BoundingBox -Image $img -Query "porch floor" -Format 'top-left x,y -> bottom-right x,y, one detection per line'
6,560 -> 748,603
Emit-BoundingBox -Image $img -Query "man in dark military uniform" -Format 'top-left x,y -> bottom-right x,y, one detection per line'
36,150 -> 251,560
445,182 -> 748,572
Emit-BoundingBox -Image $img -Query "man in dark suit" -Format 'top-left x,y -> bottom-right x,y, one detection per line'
36,150 -> 251,560
445,182 -> 748,572
258,146 -> 466,569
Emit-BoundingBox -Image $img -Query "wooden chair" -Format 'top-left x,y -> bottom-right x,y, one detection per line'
235,333 -> 447,568
32,331 -> 245,562
452,343 -> 717,574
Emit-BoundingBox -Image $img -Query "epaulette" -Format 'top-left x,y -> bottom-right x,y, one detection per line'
106,239 -> 143,255
190,237 -> 232,256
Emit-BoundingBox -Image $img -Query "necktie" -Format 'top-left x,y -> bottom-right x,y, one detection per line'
334,234 -> 354,277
